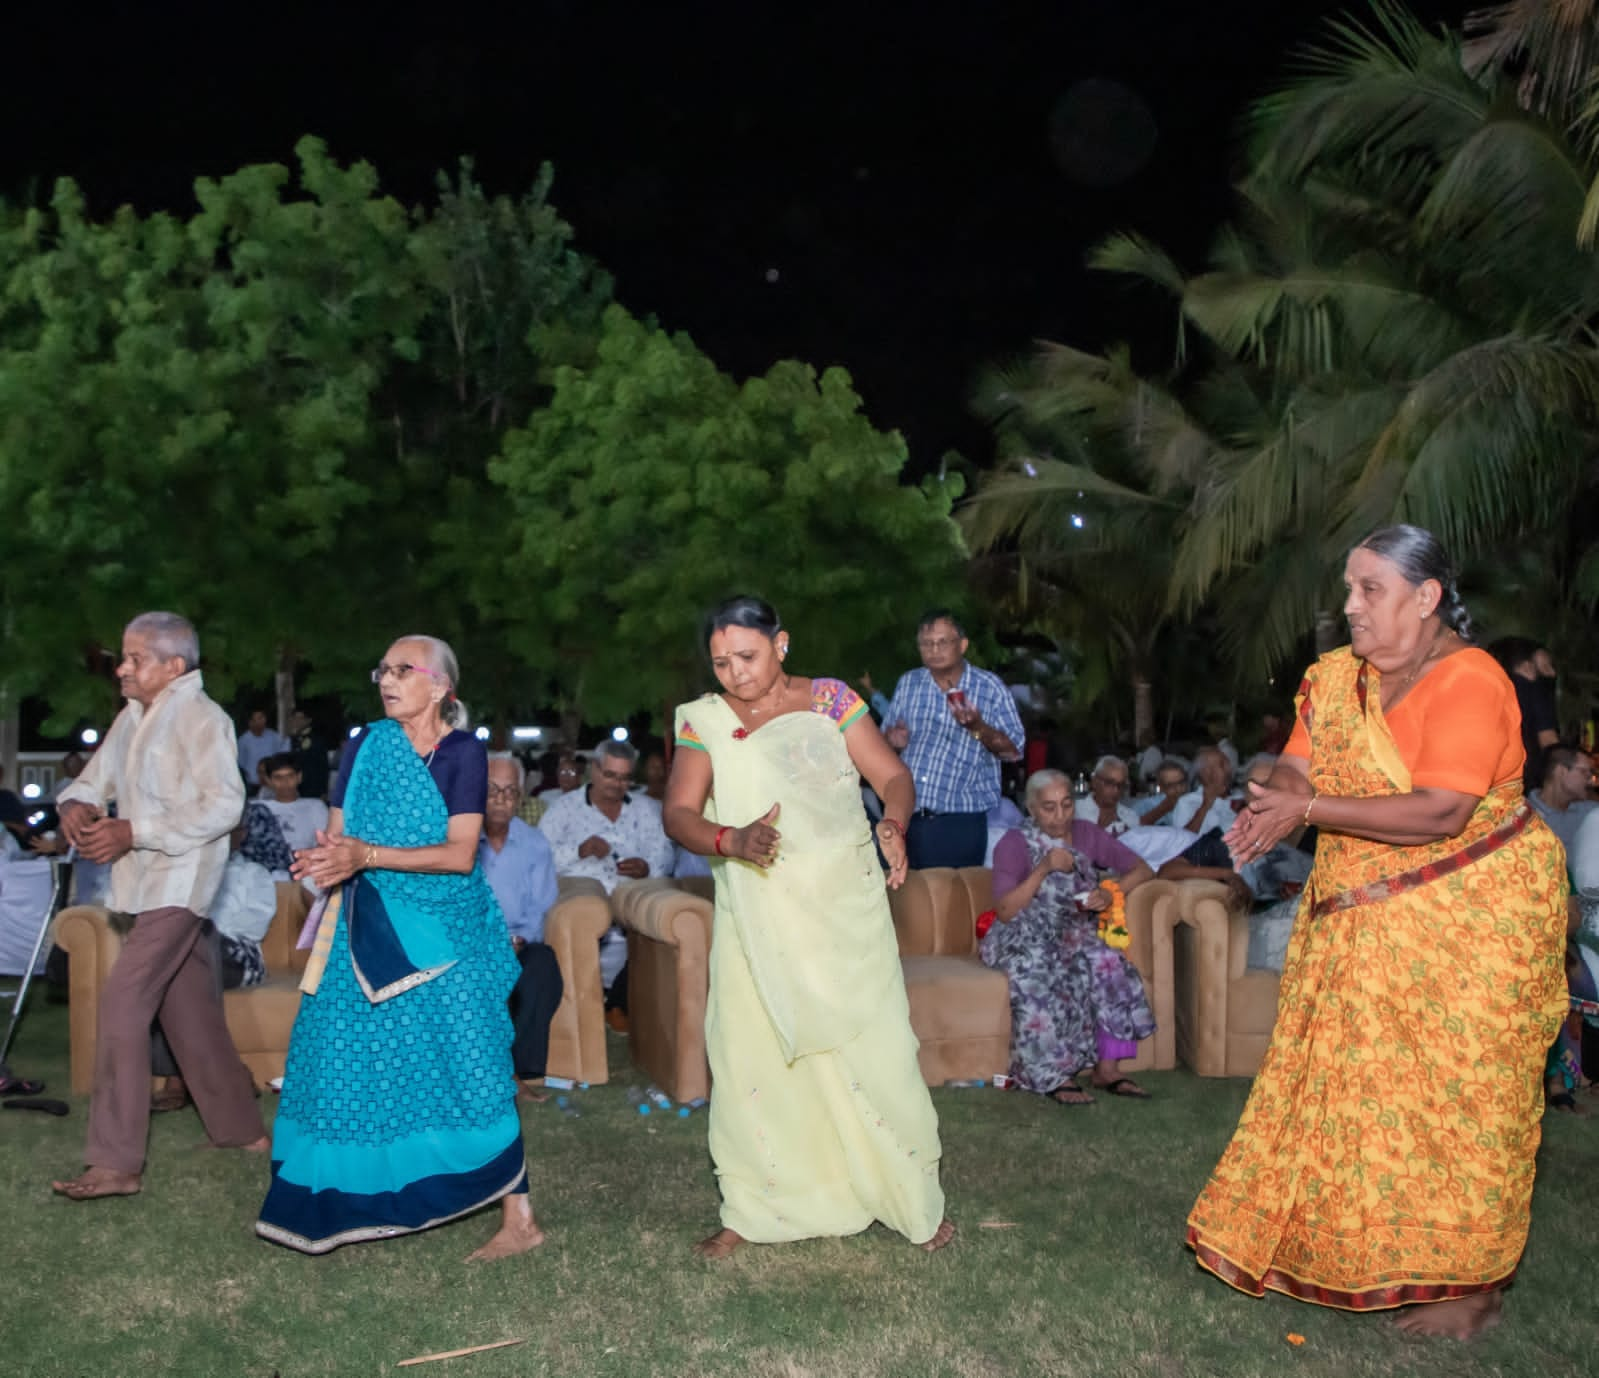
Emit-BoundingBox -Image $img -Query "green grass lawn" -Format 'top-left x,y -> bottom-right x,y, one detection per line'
4,997 -> 1596,1378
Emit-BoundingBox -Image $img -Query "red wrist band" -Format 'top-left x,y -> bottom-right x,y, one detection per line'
713,825 -> 731,856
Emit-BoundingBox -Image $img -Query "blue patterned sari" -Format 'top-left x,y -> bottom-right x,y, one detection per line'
256,719 -> 525,1254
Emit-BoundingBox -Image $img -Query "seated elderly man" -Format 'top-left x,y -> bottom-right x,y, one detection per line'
981,769 -> 1157,1104
1167,746 -> 1239,866
1528,744 -> 1597,856
1129,757 -> 1189,827
1161,754 -> 1312,964
479,752 -> 563,1092
1085,755 -> 1140,836
538,740 -> 673,1015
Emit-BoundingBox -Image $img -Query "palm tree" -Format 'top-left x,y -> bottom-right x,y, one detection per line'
971,0 -> 1599,689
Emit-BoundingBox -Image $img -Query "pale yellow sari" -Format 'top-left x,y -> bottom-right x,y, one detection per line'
675,684 -> 944,1244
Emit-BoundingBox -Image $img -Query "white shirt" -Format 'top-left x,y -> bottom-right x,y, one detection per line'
1170,788 -> 1241,838
260,796 -> 329,855
538,788 -> 674,895
58,671 -> 244,916
208,853 -> 277,943
1086,801 -> 1142,837
237,726 -> 290,781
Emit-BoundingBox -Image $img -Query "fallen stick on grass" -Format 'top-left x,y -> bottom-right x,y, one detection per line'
397,1338 -> 526,1367
977,1221 -> 1019,1229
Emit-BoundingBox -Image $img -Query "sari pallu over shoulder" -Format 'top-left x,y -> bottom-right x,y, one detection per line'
331,719 -> 461,1000
1296,650 -> 1537,917
678,693 -> 903,1063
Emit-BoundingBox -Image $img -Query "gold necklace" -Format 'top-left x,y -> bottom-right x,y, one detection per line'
746,675 -> 791,716
1395,627 -> 1450,688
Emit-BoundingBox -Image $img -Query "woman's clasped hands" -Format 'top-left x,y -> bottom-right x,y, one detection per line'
292,828 -> 365,890
1224,779 -> 1310,867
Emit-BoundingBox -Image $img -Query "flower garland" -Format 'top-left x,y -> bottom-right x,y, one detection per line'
1096,878 -> 1130,950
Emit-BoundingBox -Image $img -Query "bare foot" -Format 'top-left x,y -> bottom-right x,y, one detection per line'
1394,1291 -> 1503,1340
694,1228 -> 744,1259
52,1167 -> 142,1201
920,1218 -> 956,1252
466,1196 -> 545,1263
516,1082 -> 549,1104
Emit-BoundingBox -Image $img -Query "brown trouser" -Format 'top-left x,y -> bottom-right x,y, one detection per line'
86,905 -> 265,1174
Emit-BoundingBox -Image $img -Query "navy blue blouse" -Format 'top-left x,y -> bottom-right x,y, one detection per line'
330,726 -> 488,817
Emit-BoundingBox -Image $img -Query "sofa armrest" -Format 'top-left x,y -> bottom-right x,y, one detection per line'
1124,878 -> 1175,988
541,885 -> 614,1084
53,905 -> 119,1095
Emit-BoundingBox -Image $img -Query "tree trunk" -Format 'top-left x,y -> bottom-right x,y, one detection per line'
0,697 -> 17,794
275,649 -> 298,736
1132,674 -> 1154,749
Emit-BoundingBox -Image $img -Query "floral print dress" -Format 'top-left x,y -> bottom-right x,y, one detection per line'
979,821 -> 1155,1092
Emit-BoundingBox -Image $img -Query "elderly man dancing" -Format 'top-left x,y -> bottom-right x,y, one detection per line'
51,612 -> 267,1200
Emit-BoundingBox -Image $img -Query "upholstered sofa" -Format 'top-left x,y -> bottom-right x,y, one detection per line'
613,866 -> 1215,1099
55,876 -> 615,1094
1166,879 -> 1278,1077
888,867 -> 1190,1081
613,876 -> 715,1104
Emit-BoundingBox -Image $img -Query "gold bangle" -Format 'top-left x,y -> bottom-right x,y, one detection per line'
364,844 -> 378,871
1302,794 -> 1317,826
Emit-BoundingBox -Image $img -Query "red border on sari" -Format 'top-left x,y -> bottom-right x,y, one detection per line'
1187,1228 -> 1514,1312
1310,804 -> 1533,920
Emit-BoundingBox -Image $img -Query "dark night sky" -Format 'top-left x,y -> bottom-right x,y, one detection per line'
7,1 -> 1469,467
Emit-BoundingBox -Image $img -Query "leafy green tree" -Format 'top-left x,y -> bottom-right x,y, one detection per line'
0,138 -> 610,742
470,305 -> 967,728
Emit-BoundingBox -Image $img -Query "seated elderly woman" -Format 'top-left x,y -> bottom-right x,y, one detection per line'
982,768 -> 1157,1105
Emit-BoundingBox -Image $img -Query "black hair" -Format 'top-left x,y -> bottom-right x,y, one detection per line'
917,608 -> 966,639
703,595 -> 782,650
261,753 -> 299,776
1356,524 -> 1474,642
1542,743 -> 1587,783
1486,636 -> 1542,674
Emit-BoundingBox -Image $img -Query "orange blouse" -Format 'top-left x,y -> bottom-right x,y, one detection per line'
1283,646 -> 1524,797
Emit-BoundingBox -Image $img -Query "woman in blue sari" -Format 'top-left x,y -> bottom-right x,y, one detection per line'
256,635 -> 540,1261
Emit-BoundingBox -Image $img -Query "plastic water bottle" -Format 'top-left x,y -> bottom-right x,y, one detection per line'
625,1086 -> 651,1116
645,1084 -> 674,1114
685,1097 -> 708,1113
543,1075 -> 576,1091
942,1078 -> 986,1089
555,1095 -> 581,1119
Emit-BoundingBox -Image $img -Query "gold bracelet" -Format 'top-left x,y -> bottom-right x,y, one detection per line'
364,843 -> 378,871
1302,793 -> 1317,826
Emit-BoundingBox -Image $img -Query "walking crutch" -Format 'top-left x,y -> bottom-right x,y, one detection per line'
0,858 -> 66,1068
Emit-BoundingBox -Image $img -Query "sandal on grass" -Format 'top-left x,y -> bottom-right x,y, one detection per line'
0,1076 -> 45,1097
4,1097 -> 68,1116
1095,1077 -> 1152,1100
1047,1086 -> 1095,1107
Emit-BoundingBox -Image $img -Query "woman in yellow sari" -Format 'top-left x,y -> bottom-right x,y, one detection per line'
663,596 -> 952,1259
1191,525 -> 1567,1340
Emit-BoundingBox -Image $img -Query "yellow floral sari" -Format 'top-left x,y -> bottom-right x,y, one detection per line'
1187,648 -> 1567,1310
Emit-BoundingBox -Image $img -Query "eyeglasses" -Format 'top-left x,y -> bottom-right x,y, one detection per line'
1094,777 -> 1127,791
370,662 -> 446,684
485,784 -> 523,800
916,637 -> 961,651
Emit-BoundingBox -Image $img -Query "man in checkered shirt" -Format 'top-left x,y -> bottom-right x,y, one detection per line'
881,610 -> 1024,870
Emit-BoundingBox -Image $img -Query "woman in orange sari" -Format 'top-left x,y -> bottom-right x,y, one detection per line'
1190,525 -> 1567,1340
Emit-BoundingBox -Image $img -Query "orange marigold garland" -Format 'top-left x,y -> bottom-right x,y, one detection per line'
1096,878 -> 1130,949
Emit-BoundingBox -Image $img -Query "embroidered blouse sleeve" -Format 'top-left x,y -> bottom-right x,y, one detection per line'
811,678 -> 868,731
